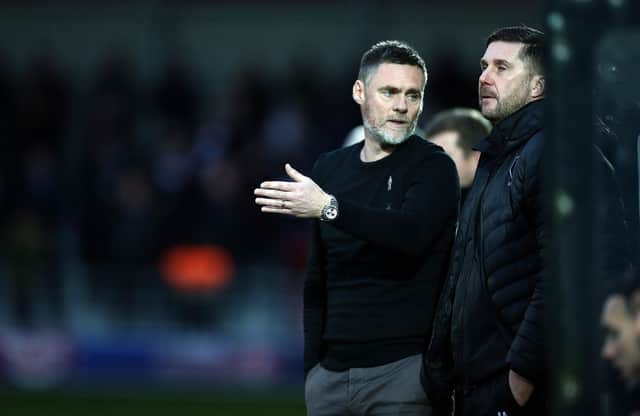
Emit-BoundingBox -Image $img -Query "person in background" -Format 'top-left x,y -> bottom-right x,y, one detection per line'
424,108 -> 491,204
602,288 -> 640,415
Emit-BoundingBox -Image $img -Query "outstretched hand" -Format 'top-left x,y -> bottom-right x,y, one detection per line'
254,163 -> 331,218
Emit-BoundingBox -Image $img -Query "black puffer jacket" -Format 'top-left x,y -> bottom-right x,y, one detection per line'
423,100 -> 545,410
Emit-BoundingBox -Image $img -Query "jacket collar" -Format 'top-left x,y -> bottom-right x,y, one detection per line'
474,99 -> 544,156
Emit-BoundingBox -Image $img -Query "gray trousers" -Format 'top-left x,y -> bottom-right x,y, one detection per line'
305,354 -> 431,415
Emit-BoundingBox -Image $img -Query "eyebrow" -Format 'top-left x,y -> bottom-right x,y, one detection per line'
480,58 -> 512,67
378,86 -> 422,95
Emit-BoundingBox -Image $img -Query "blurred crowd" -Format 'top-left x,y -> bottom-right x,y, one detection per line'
0,50 -> 477,330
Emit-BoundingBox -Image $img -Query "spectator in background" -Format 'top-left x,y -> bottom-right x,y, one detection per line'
255,40 -> 459,415
424,108 -> 491,203
602,290 -> 640,414
596,115 -> 638,415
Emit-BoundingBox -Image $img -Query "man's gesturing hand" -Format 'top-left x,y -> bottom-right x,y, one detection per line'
254,163 -> 331,218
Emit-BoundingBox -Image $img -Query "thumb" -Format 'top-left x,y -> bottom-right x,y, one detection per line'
285,163 -> 307,182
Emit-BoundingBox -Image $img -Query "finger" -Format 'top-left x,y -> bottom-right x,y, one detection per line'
254,188 -> 289,199
261,206 -> 292,215
285,163 -> 307,182
260,181 -> 294,191
255,197 -> 288,208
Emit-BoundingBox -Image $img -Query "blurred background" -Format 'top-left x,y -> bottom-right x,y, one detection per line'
0,1 -> 637,415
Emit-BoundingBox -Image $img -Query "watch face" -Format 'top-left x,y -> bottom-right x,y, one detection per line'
325,207 -> 338,220
321,196 -> 338,221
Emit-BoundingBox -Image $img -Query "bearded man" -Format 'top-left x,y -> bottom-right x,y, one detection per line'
423,25 -> 547,416
255,40 -> 459,416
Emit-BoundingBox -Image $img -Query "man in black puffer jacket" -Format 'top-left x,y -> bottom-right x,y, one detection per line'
423,25 -> 547,415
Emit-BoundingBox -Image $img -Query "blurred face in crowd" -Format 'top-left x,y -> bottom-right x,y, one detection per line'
428,130 -> 479,188
353,63 -> 425,146
479,41 -> 543,122
601,293 -> 640,386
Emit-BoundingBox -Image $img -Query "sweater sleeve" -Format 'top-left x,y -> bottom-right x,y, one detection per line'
332,151 -> 460,256
303,220 -> 326,374
303,156 -> 328,374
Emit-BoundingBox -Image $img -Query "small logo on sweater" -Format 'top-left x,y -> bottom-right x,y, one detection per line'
497,411 -> 509,416
388,175 -> 393,191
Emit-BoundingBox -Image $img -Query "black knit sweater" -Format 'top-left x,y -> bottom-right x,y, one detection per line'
303,135 -> 459,373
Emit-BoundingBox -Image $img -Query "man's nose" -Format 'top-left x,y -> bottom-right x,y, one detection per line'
393,96 -> 408,113
479,69 -> 492,85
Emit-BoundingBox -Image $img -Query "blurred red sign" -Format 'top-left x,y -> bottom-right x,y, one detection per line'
160,245 -> 235,293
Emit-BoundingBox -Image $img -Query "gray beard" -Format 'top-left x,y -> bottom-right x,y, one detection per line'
363,118 -> 415,146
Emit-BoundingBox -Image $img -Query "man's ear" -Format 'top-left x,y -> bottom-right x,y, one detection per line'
353,80 -> 365,104
531,75 -> 545,99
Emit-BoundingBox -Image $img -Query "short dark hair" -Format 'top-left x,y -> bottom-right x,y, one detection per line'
424,108 -> 492,156
358,40 -> 427,85
486,25 -> 545,75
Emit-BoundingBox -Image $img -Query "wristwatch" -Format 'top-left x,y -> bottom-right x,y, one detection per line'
320,195 -> 339,222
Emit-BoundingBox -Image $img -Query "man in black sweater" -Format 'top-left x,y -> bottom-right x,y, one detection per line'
423,26 -> 546,416
255,41 -> 459,415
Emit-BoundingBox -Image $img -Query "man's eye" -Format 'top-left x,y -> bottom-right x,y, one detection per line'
407,94 -> 420,102
381,90 -> 392,97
